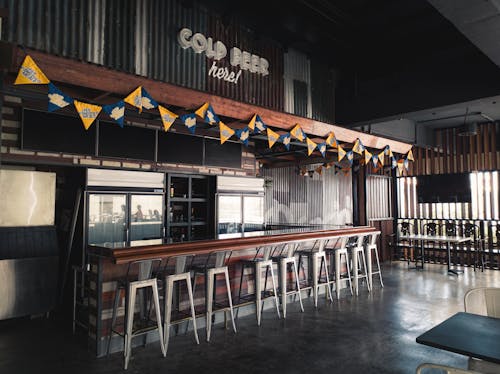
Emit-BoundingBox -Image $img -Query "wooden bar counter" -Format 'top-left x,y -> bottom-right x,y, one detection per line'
86,225 -> 376,357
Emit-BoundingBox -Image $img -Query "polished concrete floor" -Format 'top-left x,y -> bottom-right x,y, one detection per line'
1,262 -> 500,374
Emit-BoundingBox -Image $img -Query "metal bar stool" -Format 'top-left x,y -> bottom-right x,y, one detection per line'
161,255 -> 199,354
350,235 -> 371,295
364,232 -> 384,289
237,246 -> 281,325
328,236 -> 353,299
270,243 -> 304,318
191,250 -> 237,342
107,259 -> 166,370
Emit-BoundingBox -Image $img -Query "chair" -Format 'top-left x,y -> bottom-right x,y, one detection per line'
445,222 -> 462,267
464,287 -> 500,373
423,222 -> 441,264
364,231 -> 383,289
160,255 -> 199,354
326,236 -> 353,299
107,259 -> 166,370
191,250 -> 237,342
463,223 -> 485,271
415,363 -> 481,374
349,235 -> 371,295
397,221 -> 414,262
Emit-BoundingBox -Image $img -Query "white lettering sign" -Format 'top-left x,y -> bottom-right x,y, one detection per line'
178,27 -> 270,84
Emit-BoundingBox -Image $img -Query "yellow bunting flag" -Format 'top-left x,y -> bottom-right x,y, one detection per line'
195,102 -> 209,119
407,149 -> 414,161
364,149 -> 372,165
352,139 -> 364,154
385,146 -> 394,158
14,55 -> 50,85
124,86 -> 143,112
306,137 -> 317,156
326,131 -> 338,148
397,159 -> 405,174
315,165 -> 323,175
341,167 -> 350,176
74,100 -> 102,130
158,105 -> 178,132
337,145 -> 346,161
267,128 -> 280,148
290,124 -> 305,142
219,121 -> 235,144
378,150 -> 385,166
247,114 -> 257,132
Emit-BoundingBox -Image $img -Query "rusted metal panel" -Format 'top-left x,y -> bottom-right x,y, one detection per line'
206,15 -> 284,111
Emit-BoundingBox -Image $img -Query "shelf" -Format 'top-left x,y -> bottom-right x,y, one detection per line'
170,197 -> 190,202
191,221 -> 207,226
170,222 -> 189,226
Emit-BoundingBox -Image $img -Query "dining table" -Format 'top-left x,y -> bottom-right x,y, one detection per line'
416,312 -> 500,364
400,235 -> 471,274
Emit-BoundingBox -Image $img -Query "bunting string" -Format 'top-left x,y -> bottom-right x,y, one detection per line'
14,54 -> 414,175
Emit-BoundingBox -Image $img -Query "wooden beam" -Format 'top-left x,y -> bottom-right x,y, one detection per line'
3,44 -> 412,154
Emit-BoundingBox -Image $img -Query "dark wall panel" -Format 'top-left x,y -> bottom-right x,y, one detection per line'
158,132 -> 203,164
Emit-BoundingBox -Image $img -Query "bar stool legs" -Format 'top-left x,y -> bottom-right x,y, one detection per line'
279,257 -> 304,318
351,247 -> 371,295
255,259 -> 280,325
205,266 -> 237,342
366,244 -> 384,288
163,272 -> 199,354
334,249 -> 353,299
123,279 -> 166,370
312,252 -> 333,307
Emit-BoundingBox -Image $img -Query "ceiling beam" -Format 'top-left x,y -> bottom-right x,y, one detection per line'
2,43 -> 412,153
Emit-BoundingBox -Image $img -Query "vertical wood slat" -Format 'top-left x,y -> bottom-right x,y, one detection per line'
477,125 -> 484,170
492,123 -> 498,170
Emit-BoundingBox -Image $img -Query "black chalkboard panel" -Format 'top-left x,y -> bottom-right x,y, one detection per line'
417,173 -> 471,203
204,138 -> 241,168
99,121 -> 155,161
22,109 -> 96,155
157,132 -> 204,164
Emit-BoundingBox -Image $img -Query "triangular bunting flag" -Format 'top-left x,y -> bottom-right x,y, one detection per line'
391,157 -> 398,169
267,128 -> 279,148
180,113 -> 197,134
219,122 -> 235,144
74,100 -> 102,130
384,145 -> 394,158
326,131 -> 338,148
346,150 -> 354,165
306,137 -> 317,156
407,149 -> 414,161
373,165 -> 382,173
352,139 -> 365,154
317,142 -> 327,157
338,145 -> 346,161
48,83 -> 73,112
372,154 -> 379,167
254,115 -> 267,133
235,127 -> 250,147
247,114 -> 257,132
195,102 -> 209,119
124,86 -> 143,112
378,150 -> 385,166
14,55 -> 50,85
404,158 -> 410,170
141,87 -> 158,110
103,100 -> 125,127
204,104 -> 220,125
279,133 -> 291,150
341,167 -> 350,176
315,165 -> 323,175
290,124 -> 306,142
158,105 -> 178,132
397,160 -> 404,174
364,149 -> 372,165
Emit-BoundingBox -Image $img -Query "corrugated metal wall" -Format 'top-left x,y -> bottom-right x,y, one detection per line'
261,165 -> 352,225
283,49 -> 312,117
0,0 -> 337,120
311,59 -> 335,123
366,175 -> 392,220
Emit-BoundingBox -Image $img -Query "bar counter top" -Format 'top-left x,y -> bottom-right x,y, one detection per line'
88,225 -> 377,264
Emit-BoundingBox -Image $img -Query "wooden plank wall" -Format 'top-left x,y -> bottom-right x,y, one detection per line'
408,123 -> 499,176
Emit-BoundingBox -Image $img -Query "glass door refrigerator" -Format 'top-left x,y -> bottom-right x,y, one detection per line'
216,176 -> 265,235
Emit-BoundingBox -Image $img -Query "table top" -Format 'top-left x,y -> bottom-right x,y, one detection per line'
401,235 -> 472,243
416,312 -> 500,364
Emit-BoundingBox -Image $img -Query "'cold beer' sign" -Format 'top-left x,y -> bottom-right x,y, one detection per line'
177,27 -> 269,84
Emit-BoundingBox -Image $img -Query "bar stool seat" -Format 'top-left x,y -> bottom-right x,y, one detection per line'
107,259 -> 166,370
191,251 -> 237,342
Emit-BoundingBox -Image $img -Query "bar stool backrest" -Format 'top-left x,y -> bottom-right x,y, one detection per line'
161,254 -> 195,276
346,236 -> 359,249
367,232 -> 380,247
464,287 -> 500,318
125,258 -> 163,282
445,222 -> 459,236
